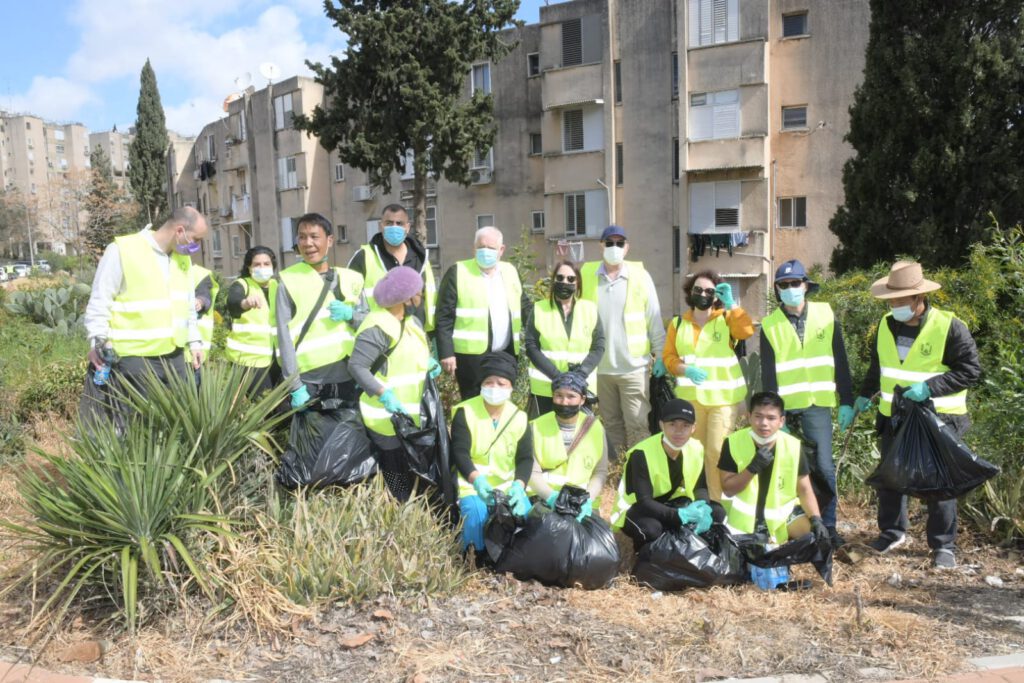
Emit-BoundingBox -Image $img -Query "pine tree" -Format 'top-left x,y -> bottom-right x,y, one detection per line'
128,59 -> 170,224
294,0 -> 520,242
829,0 -> 1024,273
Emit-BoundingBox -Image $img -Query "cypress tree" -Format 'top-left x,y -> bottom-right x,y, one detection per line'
128,59 -> 170,224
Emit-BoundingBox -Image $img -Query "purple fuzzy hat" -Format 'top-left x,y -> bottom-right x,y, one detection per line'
373,266 -> 423,307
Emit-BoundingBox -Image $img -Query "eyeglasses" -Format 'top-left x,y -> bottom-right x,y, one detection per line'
691,287 -> 716,296
554,274 -> 577,283
604,239 -> 626,248
776,280 -> 804,289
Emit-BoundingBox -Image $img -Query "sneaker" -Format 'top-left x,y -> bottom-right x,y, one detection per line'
828,526 -> 846,549
932,549 -> 956,569
867,533 -> 906,553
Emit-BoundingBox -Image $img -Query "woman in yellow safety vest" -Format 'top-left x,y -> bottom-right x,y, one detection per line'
524,261 -> 605,417
225,246 -> 279,394
349,266 -> 440,501
527,371 -> 609,521
663,270 -> 754,501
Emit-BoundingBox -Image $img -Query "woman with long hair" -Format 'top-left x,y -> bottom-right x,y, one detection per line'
224,246 -> 280,393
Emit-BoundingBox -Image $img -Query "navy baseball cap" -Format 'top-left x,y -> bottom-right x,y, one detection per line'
774,259 -> 819,293
601,225 -> 627,241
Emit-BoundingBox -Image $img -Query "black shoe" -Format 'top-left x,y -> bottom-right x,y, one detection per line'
867,533 -> 906,553
932,549 -> 956,569
827,526 -> 846,549
777,579 -> 814,592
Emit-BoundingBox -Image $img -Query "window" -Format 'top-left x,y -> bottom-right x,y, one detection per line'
689,89 -> 740,140
277,156 -> 297,189
25,122 -> 31,130
281,216 -> 299,251
531,210 -> 545,233
672,52 -> 679,98
55,144 -> 65,154
476,214 -> 495,230
54,129 -> 64,141
212,229 -> 223,256
782,12 -> 808,37
782,105 -> 808,130
561,15 -> 602,66
529,133 -> 542,156
672,138 -> 679,180
472,63 -> 491,95
425,206 -> 438,246
527,53 -> 540,77
673,226 -> 681,273
565,192 -> 586,236
689,0 -> 739,47
614,60 -> 622,104
780,196 -> 807,228
232,234 -> 243,257
334,161 -> 345,182
273,92 -> 294,130
473,146 -> 492,169
689,180 -> 741,233
563,109 -> 584,151
207,134 -> 216,160
60,158 -> 68,170
337,224 -> 348,243
616,142 -> 624,185
238,110 -> 247,141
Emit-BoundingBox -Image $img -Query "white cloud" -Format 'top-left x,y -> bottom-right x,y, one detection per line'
7,76 -> 98,123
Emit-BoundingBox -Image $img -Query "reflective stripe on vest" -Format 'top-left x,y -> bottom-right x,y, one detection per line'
108,233 -> 193,357
452,260 -> 522,355
528,298 -> 599,397
357,312 -> 430,436
224,278 -> 278,367
610,433 -> 705,529
529,412 -> 605,495
454,396 -> 529,499
672,315 -> 747,407
191,265 -> 220,355
761,302 -> 837,409
722,428 -> 801,543
277,262 -> 364,373
360,243 -> 437,332
877,307 -> 967,416
579,260 -> 651,358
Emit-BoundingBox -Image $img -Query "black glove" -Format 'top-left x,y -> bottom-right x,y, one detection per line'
746,446 -> 774,476
810,515 -> 832,555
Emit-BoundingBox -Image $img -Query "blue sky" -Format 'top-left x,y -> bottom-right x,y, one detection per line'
0,0 -> 550,136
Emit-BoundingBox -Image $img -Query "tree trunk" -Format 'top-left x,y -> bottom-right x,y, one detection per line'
413,165 -> 428,246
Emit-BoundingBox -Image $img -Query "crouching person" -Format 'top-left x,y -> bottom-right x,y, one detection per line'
451,352 -> 533,554
528,372 -> 609,520
611,399 -> 726,550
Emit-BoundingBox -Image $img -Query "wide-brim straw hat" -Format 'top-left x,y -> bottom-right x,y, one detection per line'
870,260 -> 941,299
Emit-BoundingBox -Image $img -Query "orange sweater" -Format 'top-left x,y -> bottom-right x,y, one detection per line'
662,308 -> 755,376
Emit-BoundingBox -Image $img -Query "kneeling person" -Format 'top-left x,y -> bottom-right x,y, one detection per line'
612,399 -> 725,549
718,391 -> 830,550
528,372 -> 609,521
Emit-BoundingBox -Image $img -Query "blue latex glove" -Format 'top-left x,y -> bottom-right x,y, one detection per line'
689,500 -> 713,534
837,404 -> 856,432
328,300 -> 354,322
854,396 -> 873,413
575,499 -> 593,523
652,359 -> 668,378
714,282 -> 735,309
545,492 -> 559,509
508,482 -> 531,517
459,495 -> 488,552
290,385 -> 311,410
904,381 -> 931,403
684,365 -> 708,385
677,504 -> 703,527
379,388 -> 405,414
427,357 -> 441,379
472,476 -> 494,506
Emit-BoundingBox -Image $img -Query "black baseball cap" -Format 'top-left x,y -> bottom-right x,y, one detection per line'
660,399 -> 696,424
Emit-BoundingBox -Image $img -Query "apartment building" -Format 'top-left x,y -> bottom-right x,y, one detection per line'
88,128 -> 134,191
172,0 -> 869,319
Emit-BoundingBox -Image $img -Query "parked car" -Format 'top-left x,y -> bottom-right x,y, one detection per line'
36,259 -> 51,274
0,268 -> 7,283
12,262 -> 31,278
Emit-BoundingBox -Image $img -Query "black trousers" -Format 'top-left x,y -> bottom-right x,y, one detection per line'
622,500 -> 727,550
80,350 -> 190,431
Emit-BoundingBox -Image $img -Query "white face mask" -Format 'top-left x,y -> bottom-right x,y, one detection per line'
603,245 -> 625,266
891,305 -> 915,322
662,434 -> 688,452
481,386 -> 512,406
750,432 -> 777,446
251,266 -> 273,283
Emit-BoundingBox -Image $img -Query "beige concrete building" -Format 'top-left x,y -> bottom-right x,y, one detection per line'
172,0 -> 869,322
88,128 -> 134,191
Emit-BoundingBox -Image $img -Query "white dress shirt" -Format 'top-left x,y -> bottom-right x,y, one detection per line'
483,266 -> 512,352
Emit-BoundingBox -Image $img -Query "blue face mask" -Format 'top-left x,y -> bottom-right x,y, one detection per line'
476,247 -> 499,269
891,305 -> 915,322
779,286 -> 805,307
382,225 -> 406,247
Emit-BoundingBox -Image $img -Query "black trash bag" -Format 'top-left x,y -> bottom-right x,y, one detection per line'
390,377 -> 456,505
647,373 -> 677,434
484,486 -> 620,590
633,523 -> 747,591
737,531 -> 834,586
276,407 -> 377,489
866,390 -> 999,501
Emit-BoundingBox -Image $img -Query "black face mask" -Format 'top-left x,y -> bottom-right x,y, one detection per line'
553,403 -> 581,419
553,282 -> 577,301
689,293 -> 714,310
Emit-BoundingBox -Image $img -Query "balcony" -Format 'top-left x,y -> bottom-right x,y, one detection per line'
686,136 -> 766,172
543,149 -> 604,195
541,62 -> 604,111
230,194 -> 251,223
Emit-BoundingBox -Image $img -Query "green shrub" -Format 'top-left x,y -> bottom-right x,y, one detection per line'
4,282 -> 91,334
0,309 -> 88,398
15,359 -> 84,421
0,414 -> 24,465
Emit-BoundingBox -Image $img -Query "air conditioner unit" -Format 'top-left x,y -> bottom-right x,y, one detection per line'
353,185 -> 373,202
470,167 -> 493,185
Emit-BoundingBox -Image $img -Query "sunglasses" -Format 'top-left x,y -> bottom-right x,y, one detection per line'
554,274 -> 577,283
691,287 -> 716,296
604,239 -> 626,248
777,280 -> 804,289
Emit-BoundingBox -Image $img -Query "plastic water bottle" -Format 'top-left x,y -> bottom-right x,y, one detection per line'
750,564 -> 789,591
93,364 -> 111,386
91,343 -> 118,386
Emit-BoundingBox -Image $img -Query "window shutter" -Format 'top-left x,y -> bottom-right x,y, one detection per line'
563,110 -> 584,151
726,0 -> 739,41
277,157 -> 287,190
690,101 -> 713,140
688,0 -> 700,47
712,0 -> 727,44
689,182 -> 716,234
699,0 -> 713,46
714,181 -> 741,229
562,19 -> 582,66
780,198 -> 793,227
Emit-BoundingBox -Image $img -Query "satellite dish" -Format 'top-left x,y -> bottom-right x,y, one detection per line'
223,93 -> 242,112
259,62 -> 281,82
234,73 -> 252,89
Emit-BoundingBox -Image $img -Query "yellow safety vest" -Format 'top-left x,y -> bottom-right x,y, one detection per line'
108,233 -> 192,357
224,278 -> 278,368
454,396 -> 528,499
452,260 -> 522,355
277,262 -> 364,374
528,299 -> 599,397
580,260 -> 651,358
761,302 -> 837,409
610,433 -> 705,529
672,315 -> 746,407
529,412 -> 605,495
878,307 -> 967,416
722,428 -> 802,543
357,312 -> 430,436
360,243 -> 437,332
